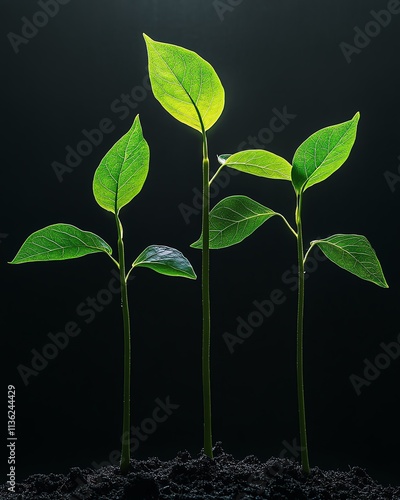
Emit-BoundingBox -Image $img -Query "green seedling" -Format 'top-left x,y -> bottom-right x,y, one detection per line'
10,115 -> 196,474
192,112 -> 388,473
144,34 -> 224,458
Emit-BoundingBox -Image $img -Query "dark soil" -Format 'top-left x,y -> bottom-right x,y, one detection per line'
1,443 -> 399,499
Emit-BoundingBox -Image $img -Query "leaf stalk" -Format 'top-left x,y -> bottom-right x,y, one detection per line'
277,214 -> 298,238
209,164 -> 225,186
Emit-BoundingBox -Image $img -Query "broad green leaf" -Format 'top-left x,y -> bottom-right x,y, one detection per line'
221,150 -> 292,181
132,245 -> 196,279
10,224 -> 112,264
144,34 -> 224,132
312,234 -> 388,288
291,112 -> 360,193
93,115 -> 149,214
191,195 -> 277,249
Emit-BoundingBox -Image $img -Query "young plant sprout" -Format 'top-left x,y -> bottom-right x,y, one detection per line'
192,112 -> 388,473
144,34 -> 225,458
10,115 -> 196,475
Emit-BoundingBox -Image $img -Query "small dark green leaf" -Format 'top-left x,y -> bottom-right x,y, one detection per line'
191,195 -> 277,249
132,245 -> 196,279
144,34 -> 224,132
312,234 -> 388,288
221,150 -> 292,181
218,154 -> 231,165
10,224 -> 112,264
291,113 -> 360,193
93,115 -> 149,214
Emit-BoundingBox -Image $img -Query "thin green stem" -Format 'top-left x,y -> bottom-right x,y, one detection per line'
125,266 -> 134,283
201,131 -> 213,459
303,244 -> 315,267
295,193 -> 310,474
208,164 -> 225,186
115,213 -> 131,475
188,97 -> 213,458
277,213 -> 298,238
108,254 -> 120,269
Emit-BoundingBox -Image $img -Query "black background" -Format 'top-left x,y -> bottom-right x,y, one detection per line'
1,0 -> 400,487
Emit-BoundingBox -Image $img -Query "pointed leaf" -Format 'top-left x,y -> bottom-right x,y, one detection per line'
132,245 -> 196,279
10,224 -> 112,264
93,115 -> 149,214
291,112 -> 360,193
144,34 -> 224,132
312,234 -> 388,288
221,150 -> 292,181
191,195 -> 277,249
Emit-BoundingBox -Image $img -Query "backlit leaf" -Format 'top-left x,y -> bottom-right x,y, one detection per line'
191,195 -> 277,249
312,234 -> 388,288
291,113 -> 360,193
144,34 -> 224,132
93,115 -> 149,214
221,150 -> 292,181
10,224 -> 112,264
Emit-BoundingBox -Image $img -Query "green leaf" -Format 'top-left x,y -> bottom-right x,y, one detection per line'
218,154 -> 231,165
132,245 -> 197,279
221,150 -> 292,181
291,112 -> 360,193
10,224 -> 112,264
93,115 -> 149,214
144,34 -> 224,132
191,195 -> 277,249
312,234 -> 388,288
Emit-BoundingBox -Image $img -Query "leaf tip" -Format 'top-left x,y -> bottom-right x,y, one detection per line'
190,240 -> 202,249
131,113 -> 142,129
380,278 -> 389,289
187,269 -> 197,280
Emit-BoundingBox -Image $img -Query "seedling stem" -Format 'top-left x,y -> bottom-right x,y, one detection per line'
295,193 -> 310,474
202,132 -> 213,459
116,213 -> 132,474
